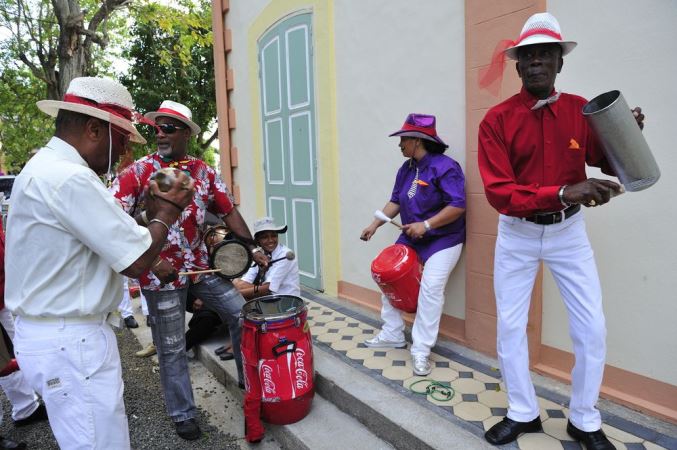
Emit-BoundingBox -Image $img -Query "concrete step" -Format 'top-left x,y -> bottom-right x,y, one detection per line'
196,339 -> 396,450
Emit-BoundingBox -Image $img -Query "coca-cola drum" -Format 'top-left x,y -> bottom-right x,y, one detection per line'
240,295 -> 314,427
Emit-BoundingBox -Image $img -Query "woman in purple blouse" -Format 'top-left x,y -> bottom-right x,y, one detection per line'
360,113 -> 466,376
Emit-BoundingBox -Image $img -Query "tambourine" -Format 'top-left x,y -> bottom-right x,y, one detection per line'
178,238 -> 252,279
209,239 -> 253,279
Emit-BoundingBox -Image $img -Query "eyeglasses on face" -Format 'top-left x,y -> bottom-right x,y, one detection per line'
155,123 -> 187,134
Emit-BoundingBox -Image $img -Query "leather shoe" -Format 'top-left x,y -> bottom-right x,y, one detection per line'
485,416 -> 542,445
214,345 -> 231,356
567,420 -> 615,449
124,316 -> 139,329
13,403 -> 48,427
0,436 -> 26,449
175,418 -> 201,440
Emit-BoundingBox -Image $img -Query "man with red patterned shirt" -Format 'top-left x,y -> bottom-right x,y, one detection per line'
111,100 -> 267,441
478,13 -> 644,450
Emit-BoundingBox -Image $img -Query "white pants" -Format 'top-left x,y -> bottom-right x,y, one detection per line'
494,212 -> 606,432
380,244 -> 463,357
14,316 -> 130,450
118,277 -> 148,317
0,309 -> 40,422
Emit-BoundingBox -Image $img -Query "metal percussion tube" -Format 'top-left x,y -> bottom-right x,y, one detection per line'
582,90 -> 660,192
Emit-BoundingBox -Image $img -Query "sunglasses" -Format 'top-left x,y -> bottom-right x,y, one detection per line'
155,123 -> 187,135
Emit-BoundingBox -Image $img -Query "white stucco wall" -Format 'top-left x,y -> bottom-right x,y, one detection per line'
224,0 -> 270,227
335,0 -> 467,319
544,0 -> 677,384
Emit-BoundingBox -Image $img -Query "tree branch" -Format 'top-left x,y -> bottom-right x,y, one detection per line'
201,128 -> 218,149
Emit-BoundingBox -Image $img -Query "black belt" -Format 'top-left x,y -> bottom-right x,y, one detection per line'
524,204 -> 581,225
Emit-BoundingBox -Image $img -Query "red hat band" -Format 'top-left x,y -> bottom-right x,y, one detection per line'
156,107 -> 190,121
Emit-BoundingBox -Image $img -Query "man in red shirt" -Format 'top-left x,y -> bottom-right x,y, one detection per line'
112,100 -> 268,441
478,13 -> 643,450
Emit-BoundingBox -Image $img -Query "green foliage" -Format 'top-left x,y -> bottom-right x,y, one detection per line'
121,0 -> 217,163
0,67 -> 52,173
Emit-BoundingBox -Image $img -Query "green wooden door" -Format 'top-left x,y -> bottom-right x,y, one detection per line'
258,13 -> 322,290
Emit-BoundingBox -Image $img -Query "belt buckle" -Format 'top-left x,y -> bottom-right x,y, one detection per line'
556,209 -> 565,224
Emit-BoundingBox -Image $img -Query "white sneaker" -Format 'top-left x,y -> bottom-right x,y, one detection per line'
413,354 -> 432,376
364,334 -> 407,349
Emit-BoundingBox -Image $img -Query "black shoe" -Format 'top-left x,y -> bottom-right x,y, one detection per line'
238,381 -> 245,390
214,345 -> 230,356
0,436 -> 26,449
175,418 -> 201,440
124,316 -> 139,329
485,416 -> 542,445
145,315 -> 151,327
567,420 -> 615,450
219,352 -> 234,361
13,403 -> 48,427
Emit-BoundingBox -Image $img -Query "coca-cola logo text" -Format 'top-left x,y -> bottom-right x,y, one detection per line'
294,349 -> 309,389
261,363 -> 277,395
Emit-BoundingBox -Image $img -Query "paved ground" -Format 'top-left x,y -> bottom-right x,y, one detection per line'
0,326 -> 244,450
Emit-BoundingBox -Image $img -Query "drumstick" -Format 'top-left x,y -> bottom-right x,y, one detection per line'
178,268 -> 222,276
374,210 -> 402,229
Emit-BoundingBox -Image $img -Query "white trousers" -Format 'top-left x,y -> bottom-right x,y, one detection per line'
0,309 -> 40,422
14,316 -> 130,450
494,212 -> 606,432
118,277 -> 148,317
380,244 -> 462,357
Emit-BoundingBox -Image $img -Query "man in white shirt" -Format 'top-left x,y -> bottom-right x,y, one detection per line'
4,77 -> 194,450
235,217 -> 300,299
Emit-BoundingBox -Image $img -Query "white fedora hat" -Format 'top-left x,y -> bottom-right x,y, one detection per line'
253,216 -> 287,236
504,12 -> 577,60
36,77 -> 146,144
145,100 -> 201,136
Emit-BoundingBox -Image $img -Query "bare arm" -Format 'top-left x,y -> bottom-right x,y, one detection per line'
360,201 -> 400,241
121,174 -> 194,278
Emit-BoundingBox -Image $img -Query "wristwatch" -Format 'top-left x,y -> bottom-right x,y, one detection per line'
423,220 -> 432,232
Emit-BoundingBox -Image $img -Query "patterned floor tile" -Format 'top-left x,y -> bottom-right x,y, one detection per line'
482,415 -> 502,431
302,298 -> 667,450
383,348 -> 411,360
453,402 -> 492,421
602,424 -> 644,444
542,418 -> 573,441
331,339 -> 359,352
477,390 -> 508,408
345,348 -> 377,360
428,367 -> 459,383
363,357 -> 393,370
381,365 -> 414,381
517,433 -> 564,450
316,332 -> 343,343
450,378 -> 486,395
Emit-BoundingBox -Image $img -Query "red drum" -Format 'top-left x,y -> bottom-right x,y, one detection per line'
371,244 -> 422,313
241,295 -> 314,441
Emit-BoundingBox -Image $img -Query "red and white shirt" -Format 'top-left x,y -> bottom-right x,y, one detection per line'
478,88 -> 614,217
111,153 -> 234,290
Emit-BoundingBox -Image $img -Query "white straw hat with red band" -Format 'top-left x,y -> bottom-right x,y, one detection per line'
504,12 -> 577,60
479,12 -> 577,95
36,77 -> 147,144
145,100 -> 201,136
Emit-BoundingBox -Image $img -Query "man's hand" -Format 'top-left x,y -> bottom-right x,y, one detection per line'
632,107 -> 645,130
152,259 -> 178,284
562,179 -> 623,207
252,251 -> 269,268
145,171 -> 195,223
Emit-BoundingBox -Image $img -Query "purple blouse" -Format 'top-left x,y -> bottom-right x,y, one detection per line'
390,152 -> 466,263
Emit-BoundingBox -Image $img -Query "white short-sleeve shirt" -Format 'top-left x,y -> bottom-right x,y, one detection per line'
4,137 -> 152,317
241,243 -> 300,297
